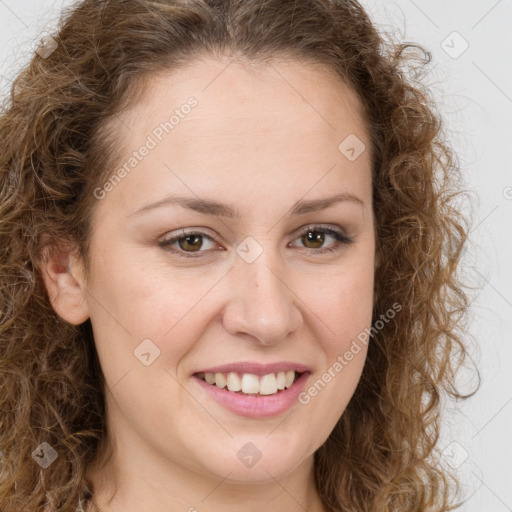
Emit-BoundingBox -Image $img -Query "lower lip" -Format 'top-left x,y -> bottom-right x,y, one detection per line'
193,372 -> 310,418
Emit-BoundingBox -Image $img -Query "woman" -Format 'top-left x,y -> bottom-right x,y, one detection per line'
0,1 -> 476,511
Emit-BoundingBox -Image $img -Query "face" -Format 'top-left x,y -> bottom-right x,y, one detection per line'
66,56 -> 375,488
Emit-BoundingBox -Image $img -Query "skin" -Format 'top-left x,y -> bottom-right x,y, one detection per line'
41,55 -> 376,512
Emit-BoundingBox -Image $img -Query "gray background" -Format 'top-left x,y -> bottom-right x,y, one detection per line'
1,0 -> 511,510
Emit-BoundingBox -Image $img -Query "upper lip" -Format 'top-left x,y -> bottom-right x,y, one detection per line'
194,361 -> 311,376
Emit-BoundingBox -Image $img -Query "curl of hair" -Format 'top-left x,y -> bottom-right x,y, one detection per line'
0,1 -> 477,511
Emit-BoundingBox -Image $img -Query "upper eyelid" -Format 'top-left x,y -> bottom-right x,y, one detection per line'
160,223 -> 345,237
159,224 -> 348,247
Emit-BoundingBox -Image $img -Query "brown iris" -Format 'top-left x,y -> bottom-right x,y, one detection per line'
301,230 -> 325,249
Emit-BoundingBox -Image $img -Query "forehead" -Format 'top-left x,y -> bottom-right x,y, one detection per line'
96,56 -> 373,218
120,55 -> 369,146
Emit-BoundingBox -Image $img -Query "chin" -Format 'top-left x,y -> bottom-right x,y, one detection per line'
194,433 -> 313,484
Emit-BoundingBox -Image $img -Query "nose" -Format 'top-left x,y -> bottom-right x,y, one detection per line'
221,245 -> 303,346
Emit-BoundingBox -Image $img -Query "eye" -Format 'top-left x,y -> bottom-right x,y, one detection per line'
157,225 -> 352,259
290,225 -> 353,254
158,229 -> 218,258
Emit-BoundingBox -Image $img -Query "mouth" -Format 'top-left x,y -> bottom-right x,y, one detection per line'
194,370 -> 304,397
192,363 -> 311,418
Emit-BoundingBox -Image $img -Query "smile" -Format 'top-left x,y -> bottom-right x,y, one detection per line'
197,370 -> 301,396
192,362 -> 311,418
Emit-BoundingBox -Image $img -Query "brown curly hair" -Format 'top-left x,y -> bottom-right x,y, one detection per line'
0,0 -> 477,511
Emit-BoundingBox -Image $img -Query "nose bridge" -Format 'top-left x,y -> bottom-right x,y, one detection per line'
223,238 -> 302,345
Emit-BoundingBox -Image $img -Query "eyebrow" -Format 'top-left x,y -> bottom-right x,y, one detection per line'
130,192 -> 365,218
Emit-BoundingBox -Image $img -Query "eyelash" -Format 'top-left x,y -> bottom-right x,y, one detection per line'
157,225 -> 353,259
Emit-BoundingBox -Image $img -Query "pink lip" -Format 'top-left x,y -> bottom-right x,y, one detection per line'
193,371 -> 310,418
194,361 -> 311,376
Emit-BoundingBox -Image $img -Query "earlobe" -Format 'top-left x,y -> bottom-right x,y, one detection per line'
38,242 -> 90,325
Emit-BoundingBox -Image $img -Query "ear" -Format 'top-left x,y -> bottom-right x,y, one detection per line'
38,240 -> 90,325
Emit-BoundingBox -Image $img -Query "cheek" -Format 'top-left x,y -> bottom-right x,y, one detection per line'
88,242 -> 201,335
329,277 -> 373,343
84,253 -> 195,381
310,253 -> 375,353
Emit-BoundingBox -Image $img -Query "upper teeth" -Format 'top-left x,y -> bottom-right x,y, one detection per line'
203,371 -> 297,395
